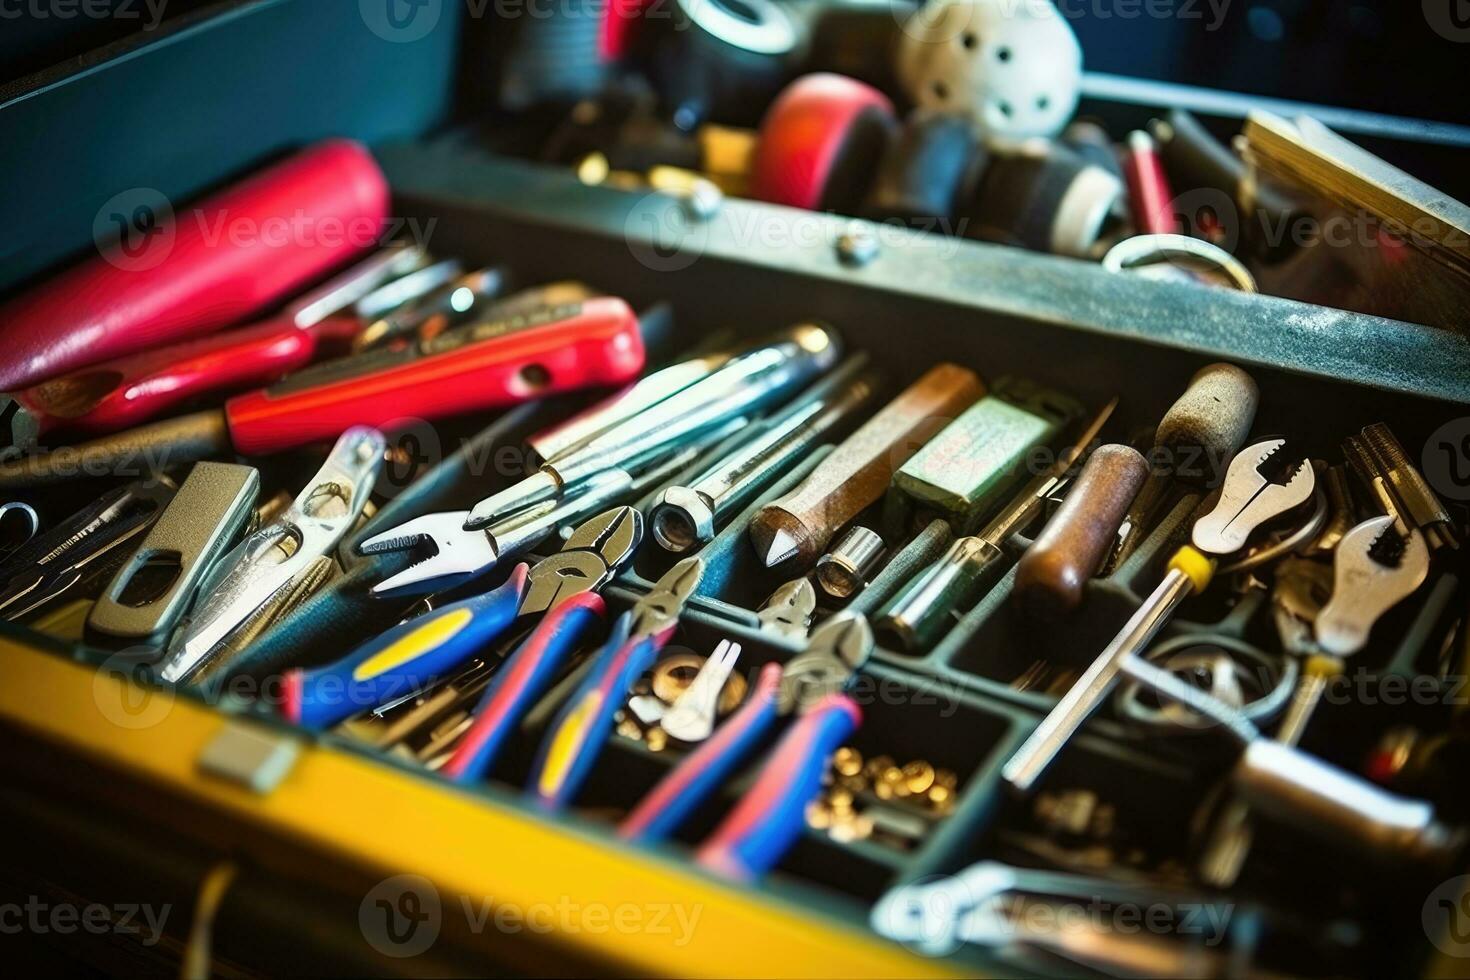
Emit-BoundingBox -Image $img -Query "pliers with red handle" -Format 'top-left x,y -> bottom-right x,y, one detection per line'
618,613 -> 873,882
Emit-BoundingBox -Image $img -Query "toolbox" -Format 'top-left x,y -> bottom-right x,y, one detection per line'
3,1 -> 1470,977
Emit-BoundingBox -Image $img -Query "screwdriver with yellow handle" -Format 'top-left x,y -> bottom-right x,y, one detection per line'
1003,438 -> 1316,791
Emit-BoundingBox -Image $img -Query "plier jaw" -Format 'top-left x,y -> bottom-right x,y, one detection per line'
627,555 -> 704,637
518,507 -> 643,617
776,612 -> 874,715
756,578 -> 817,642
358,511 -> 498,598
1192,438 -> 1315,556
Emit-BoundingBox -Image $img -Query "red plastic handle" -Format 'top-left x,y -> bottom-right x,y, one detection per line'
224,297 -> 647,455
0,140 -> 389,391
13,315 -> 361,443
1124,130 -> 1178,236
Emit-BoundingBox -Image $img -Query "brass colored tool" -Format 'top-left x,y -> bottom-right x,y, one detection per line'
748,363 -> 984,568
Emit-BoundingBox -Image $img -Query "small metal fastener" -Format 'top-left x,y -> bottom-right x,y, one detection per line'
816,526 -> 885,599
836,222 -> 880,267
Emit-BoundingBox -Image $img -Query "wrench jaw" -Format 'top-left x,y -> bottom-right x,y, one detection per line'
1192,439 -> 1316,556
1316,515 -> 1431,656
359,512 -> 499,598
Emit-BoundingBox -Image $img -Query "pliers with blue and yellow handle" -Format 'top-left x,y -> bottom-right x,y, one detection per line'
618,613 -> 874,882
282,506 -> 643,732
527,555 -> 705,810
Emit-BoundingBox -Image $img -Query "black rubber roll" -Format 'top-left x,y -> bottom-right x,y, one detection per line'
861,111 -> 985,226
486,0 -> 610,111
644,0 -> 809,126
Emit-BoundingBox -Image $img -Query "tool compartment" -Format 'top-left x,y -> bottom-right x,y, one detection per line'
8,194 -> 1467,973
2,2 -> 1470,977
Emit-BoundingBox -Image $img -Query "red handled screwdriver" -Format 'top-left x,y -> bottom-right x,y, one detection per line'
0,297 -> 646,488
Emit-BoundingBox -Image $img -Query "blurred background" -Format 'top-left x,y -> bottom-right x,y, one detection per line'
3,0 -> 1467,123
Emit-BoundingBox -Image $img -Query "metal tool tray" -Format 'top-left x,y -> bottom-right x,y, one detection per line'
2,1 -> 1469,976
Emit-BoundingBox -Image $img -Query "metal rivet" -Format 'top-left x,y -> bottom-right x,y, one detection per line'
836,222 -> 879,267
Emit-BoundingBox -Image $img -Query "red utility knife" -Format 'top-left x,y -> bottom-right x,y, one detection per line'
2,315 -> 363,452
0,297 -> 646,488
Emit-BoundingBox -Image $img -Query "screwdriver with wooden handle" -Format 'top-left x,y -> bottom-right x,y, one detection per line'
747,363 -> 984,568
1013,444 -> 1149,619
874,399 -> 1117,654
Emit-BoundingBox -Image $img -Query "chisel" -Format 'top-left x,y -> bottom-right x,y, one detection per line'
747,362 -> 983,568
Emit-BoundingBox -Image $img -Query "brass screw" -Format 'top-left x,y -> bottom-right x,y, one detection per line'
865,754 -> 895,780
835,746 -> 864,777
806,801 -> 832,830
903,760 -> 935,795
646,728 -> 668,752
880,766 -> 910,799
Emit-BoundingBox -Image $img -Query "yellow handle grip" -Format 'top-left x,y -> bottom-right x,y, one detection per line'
1168,545 -> 1217,594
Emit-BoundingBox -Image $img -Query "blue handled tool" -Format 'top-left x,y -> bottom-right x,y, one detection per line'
697,693 -> 861,882
284,506 -> 642,731
620,614 -> 872,870
529,556 -> 704,811
619,661 -> 785,844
